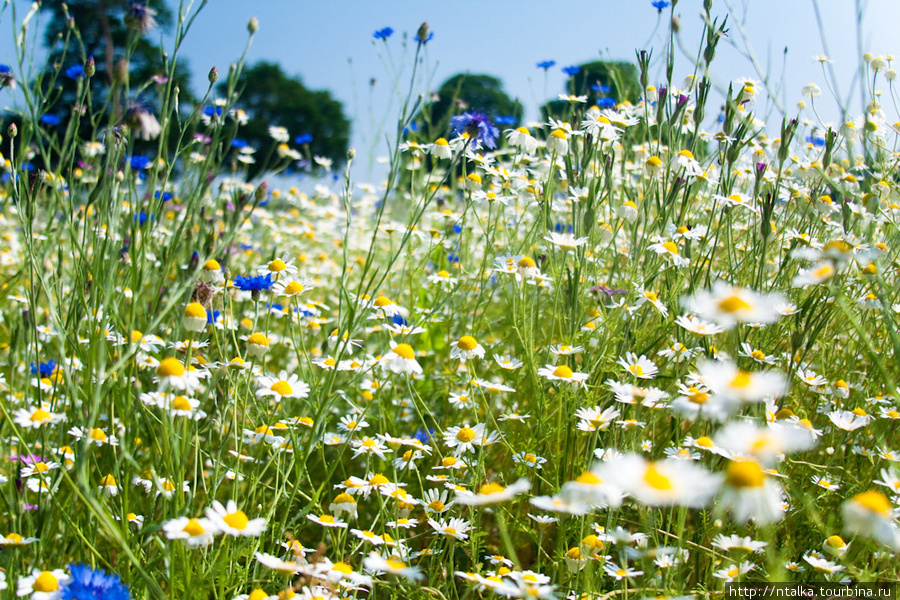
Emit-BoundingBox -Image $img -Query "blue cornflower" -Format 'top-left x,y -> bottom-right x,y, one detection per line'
66,65 -> 85,79
40,114 -> 61,126
0,64 -> 9,73
413,428 -> 435,444
373,27 -> 393,40
652,0 -> 671,10
494,115 -> 518,126
207,309 -> 221,324
295,133 -> 313,145
30,360 -> 57,377
806,135 -> 826,147
449,112 -> 499,150
592,83 -> 611,93
536,60 -> 556,70
596,97 -> 617,108
231,138 -> 248,149
60,564 -> 131,600
234,273 -> 274,294
130,155 -> 151,170
134,212 -> 152,225
203,105 -> 223,118
392,314 -> 409,327
154,191 -> 173,202
562,65 -> 580,77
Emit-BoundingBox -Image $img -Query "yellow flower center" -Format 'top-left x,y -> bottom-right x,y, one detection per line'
203,259 -> 221,271
223,510 -> 249,530
333,493 -> 354,504
393,343 -> 415,359
100,474 -> 117,487
369,474 -> 390,486
731,371 -> 751,388
853,490 -> 892,515
678,149 -> 695,159
270,381 -> 293,396
332,562 -> 353,574
30,408 -> 51,422
248,590 -> 268,600
442,456 -> 457,467
283,281 -> 304,295
428,500 -> 446,511
718,296 -> 751,313
268,259 -> 288,272
576,471 -> 602,485
32,571 -> 59,593
726,460 -> 765,488
695,436 -> 713,447
184,302 -> 207,319
157,358 -> 185,378
457,336 -> 478,351
644,464 -> 673,490
479,482 -> 506,495
444,527 -> 457,535
662,241 -> 679,254
247,333 -> 269,346
456,428 -> 476,443
319,515 -> 335,523
751,350 -> 766,360
644,292 -> 658,302
435,137 -> 449,146
89,428 -> 108,442
183,519 -> 205,536
517,256 -> 537,269
553,365 -> 573,378
550,129 -> 567,139
172,396 -> 192,411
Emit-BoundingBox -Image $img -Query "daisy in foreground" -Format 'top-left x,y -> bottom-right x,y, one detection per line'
363,552 -> 424,581
601,454 -> 720,508
383,342 -> 423,375
455,478 -> 530,505
842,490 -> 900,550
205,500 -> 267,537
429,517 -> 472,540
684,282 -> 785,329
537,363 -> 589,386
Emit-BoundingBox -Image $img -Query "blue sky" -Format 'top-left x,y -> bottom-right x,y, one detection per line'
2,0 -> 899,181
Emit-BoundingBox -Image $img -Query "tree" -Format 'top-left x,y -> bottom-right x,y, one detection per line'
541,60 -> 640,121
226,61 -> 350,178
417,73 -> 523,141
39,1 -> 193,110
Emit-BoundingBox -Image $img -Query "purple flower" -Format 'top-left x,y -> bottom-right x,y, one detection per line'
449,112 -> 499,150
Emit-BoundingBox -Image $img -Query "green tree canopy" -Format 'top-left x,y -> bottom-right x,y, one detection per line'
542,60 -> 640,121
418,73 -> 523,140
226,61 -> 350,177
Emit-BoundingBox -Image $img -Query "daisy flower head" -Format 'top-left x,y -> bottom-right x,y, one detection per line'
16,569 -> 71,600
14,405 -> 65,429
698,360 -> 788,404
155,357 -> 201,392
649,239 -> 689,267
618,353 -> 658,379
163,516 -> 219,546
507,126 -> 537,153
575,405 -> 621,432
450,335 -> 485,363
363,552 -> 424,582
538,363 -> 589,385
256,255 -> 297,277
684,282 -> 785,329
182,302 -> 208,333
675,315 -> 726,336
428,517 -> 471,540
307,513 -> 348,529
205,500 -> 266,537
443,423 -> 499,455
383,341 -> 423,375
455,478 -> 530,506
545,232 -> 589,250
719,459 -> 785,525
493,354 -> 523,370
272,277 -> 316,298
842,490 -> 900,550
256,371 -> 310,402
600,454 -> 720,508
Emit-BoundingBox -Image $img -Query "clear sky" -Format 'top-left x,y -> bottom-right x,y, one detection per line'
3,0 -> 900,182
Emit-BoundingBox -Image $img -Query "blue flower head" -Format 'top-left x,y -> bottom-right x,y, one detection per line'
130,155 -> 151,170
234,274 -> 275,293
562,65 -> 580,77
0,64 -> 9,74
494,115 -> 518,126
392,314 -> 408,327
652,0 -> 671,10
60,564 -> 131,600
66,65 -> 85,79
449,112 -> 499,150
231,138 -> 248,149
373,27 -> 393,40
536,60 -> 556,70
596,97 -> 617,108
295,133 -> 313,145
30,360 -> 57,377
40,114 -> 61,126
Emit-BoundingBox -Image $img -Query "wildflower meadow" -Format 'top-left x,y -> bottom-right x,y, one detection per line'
1,0 -> 900,598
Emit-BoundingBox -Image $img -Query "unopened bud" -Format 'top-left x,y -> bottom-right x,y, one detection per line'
208,66 -> 218,83
7,123 -> 17,138
248,17 -> 258,34
254,181 -> 268,202
84,55 -> 95,78
347,147 -> 356,160
417,21 -> 429,42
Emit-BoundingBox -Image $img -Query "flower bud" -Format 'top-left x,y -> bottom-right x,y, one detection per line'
417,21 -> 429,42
248,17 -> 259,34
84,55 -> 95,78
347,147 -> 356,160
208,66 -> 218,83
7,123 -> 17,138
254,181 -> 268,202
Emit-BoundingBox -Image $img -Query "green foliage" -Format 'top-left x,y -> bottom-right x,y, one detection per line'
418,73 -> 523,139
227,61 -> 351,177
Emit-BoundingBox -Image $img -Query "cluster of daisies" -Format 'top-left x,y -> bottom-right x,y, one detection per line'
4,11 -> 900,600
